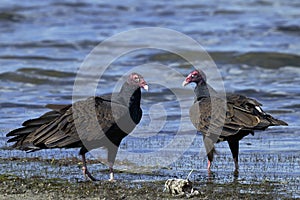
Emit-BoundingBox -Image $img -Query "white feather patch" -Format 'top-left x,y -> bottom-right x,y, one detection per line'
255,106 -> 263,113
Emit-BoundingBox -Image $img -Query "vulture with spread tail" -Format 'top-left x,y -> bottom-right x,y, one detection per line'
182,69 -> 287,172
7,73 -> 148,181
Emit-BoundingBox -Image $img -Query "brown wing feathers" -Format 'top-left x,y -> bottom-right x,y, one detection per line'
6,105 -> 72,149
190,93 -> 287,138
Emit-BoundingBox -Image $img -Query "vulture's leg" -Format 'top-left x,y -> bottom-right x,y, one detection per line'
227,140 -> 239,172
203,136 -> 216,171
81,153 -> 97,181
107,146 -> 118,181
207,148 -> 216,172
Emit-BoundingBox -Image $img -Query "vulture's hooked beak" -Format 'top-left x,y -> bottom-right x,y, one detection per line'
182,80 -> 189,87
142,84 -> 149,91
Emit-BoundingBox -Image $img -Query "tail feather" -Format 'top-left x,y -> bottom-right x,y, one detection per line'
6,125 -> 40,137
22,111 -> 59,126
45,104 -> 71,112
15,143 -> 40,151
6,107 -> 65,149
265,114 -> 288,126
7,134 -> 26,143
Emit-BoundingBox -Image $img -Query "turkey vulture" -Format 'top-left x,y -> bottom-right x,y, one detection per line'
6,72 -> 148,181
182,69 -> 288,173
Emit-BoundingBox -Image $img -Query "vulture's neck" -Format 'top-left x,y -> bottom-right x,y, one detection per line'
119,82 -> 141,108
194,82 -> 217,100
119,83 -> 142,124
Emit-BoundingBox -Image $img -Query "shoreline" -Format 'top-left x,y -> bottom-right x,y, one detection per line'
0,173 -> 295,200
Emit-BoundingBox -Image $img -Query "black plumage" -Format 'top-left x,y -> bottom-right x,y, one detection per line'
7,72 -> 148,181
183,70 -> 288,173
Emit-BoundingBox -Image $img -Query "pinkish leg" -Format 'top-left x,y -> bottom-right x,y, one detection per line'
207,160 -> 211,171
108,162 -> 115,182
81,154 -> 97,181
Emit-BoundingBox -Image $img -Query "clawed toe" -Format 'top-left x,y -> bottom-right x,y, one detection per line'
82,167 -> 98,181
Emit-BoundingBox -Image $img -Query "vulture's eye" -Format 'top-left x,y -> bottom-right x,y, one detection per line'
134,77 -> 140,83
191,74 -> 195,78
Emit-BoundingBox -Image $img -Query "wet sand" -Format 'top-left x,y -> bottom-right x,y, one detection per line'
0,157 -> 297,200
0,174 -> 292,200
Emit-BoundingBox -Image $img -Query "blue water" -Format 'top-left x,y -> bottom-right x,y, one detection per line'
0,0 -> 299,198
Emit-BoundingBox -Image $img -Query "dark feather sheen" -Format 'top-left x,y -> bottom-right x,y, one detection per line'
6,81 -> 144,159
186,70 -> 288,170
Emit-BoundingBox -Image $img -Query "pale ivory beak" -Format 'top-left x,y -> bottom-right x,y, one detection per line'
142,84 -> 149,91
182,80 -> 189,87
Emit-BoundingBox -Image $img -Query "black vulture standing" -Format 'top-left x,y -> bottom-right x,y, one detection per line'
182,69 -> 287,173
7,72 -> 148,181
